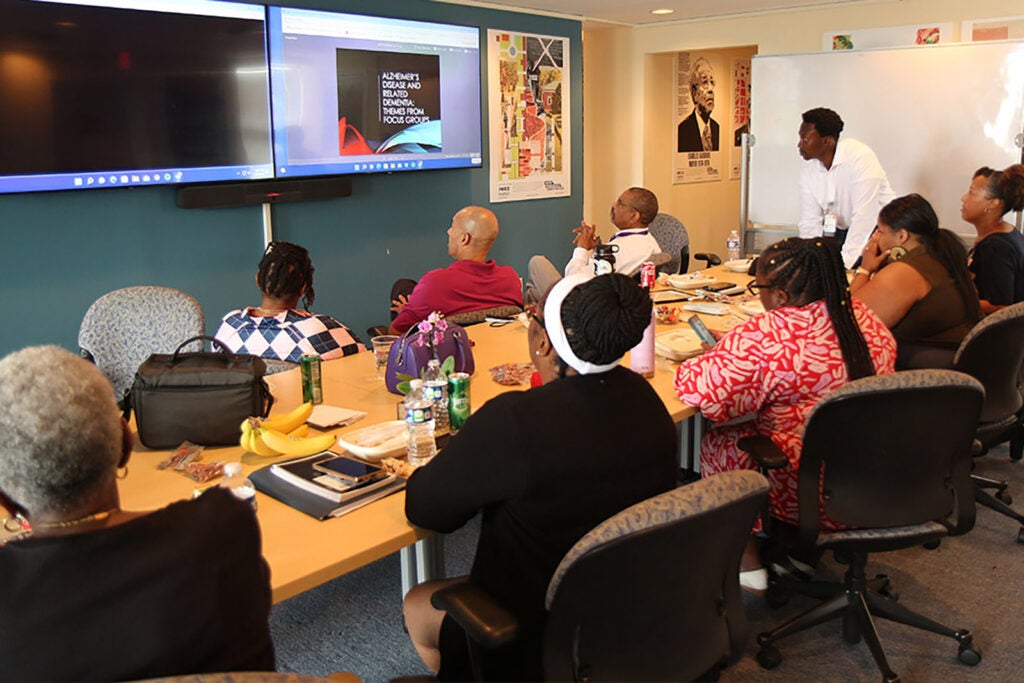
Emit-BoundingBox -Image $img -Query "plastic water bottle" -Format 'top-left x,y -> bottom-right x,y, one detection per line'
422,358 -> 450,435
726,230 -> 741,262
823,201 -> 838,237
405,379 -> 437,467
220,462 -> 256,510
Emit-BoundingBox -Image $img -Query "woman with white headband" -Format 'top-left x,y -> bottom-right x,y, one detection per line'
403,272 -> 678,681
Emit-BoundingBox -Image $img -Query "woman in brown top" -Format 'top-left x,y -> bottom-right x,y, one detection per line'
850,193 -> 981,369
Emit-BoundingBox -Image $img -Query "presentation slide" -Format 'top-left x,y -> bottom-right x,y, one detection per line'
268,7 -> 481,177
336,49 -> 441,155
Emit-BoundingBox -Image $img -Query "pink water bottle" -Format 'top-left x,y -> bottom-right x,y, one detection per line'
630,262 -> 656,378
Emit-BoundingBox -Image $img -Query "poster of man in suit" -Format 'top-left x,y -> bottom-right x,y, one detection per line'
674,52 -> 722,184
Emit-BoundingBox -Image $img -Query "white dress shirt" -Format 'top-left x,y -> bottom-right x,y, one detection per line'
798,137 -> 895,268
564,229 -> 660,278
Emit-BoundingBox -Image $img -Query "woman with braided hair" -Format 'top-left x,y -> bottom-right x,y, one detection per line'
215,241 -> 363,362
675,237 -> 896,588
403,273 -> 678,681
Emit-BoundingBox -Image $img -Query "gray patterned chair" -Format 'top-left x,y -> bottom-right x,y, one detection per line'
431,469 -> 770,681
739,370 -> 984,681
647,213 -> 689,274
952,301 -> 1024,541
444,305 -> 524,327
79,286 -> 205,406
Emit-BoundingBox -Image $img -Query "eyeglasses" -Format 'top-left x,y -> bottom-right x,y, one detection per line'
746,280 -> 774,296
526,303 -> 544,326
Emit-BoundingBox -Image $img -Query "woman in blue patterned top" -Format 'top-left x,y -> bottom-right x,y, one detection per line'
215,241 -> 363,362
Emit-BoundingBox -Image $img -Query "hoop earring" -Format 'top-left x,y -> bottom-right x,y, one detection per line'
116,466 -> 129,480
3,514 -> 27,533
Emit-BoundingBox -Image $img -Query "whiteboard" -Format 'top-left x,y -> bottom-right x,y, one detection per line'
749,41 -> 1024,233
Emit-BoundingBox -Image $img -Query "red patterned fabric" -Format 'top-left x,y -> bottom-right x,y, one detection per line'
674,299 -> 896,529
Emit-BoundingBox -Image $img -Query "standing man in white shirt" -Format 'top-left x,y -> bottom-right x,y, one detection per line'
527,187 -> 661,299
797,107 -> 895,268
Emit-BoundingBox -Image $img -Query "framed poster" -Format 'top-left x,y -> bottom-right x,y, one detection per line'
962,16 -> 1024,41
729,58 -> 751,180
488,30 -> 570,202
823,22 -> 953,50
673,51 -> 723,184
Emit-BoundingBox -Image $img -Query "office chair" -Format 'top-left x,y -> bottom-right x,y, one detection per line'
647,213 -> 689,274
738,370 -> 983,681
262,359 -> 299,375
431,470 -> 770,681
367,305 -> 525,340
692,252 -> 722,269
952,301 -> 1024,542
79,286 -> 205,406
134,673 -> 357,683
445,305 -> 524,327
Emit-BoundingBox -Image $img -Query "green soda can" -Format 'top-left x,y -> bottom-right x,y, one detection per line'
299,354 -> 323,404
447,372 -> 471,433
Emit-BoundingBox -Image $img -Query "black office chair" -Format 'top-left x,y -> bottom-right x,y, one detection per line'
738,370 -> 984,682
952,301 -> 1024,542
692,252 -> 721,269
431,470 -> 770,682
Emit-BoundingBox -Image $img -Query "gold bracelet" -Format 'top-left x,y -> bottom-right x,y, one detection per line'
854,267 -> 871,278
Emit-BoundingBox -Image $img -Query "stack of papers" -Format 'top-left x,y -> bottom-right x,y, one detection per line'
249,452 -> 405,520
307,405 -> 367,429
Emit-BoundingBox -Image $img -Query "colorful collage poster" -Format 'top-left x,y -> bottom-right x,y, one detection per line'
488,30 -> 570,203
673,51 -> 723,185
823,22 -> 953,50
729,58 -> 751,181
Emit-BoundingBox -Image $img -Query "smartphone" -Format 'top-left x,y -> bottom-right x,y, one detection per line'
688,315 -> 717,347
702,282 -> 745,295
312,456 -> 383,484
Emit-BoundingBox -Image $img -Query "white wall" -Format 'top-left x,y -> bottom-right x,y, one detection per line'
583,0 -> 1024,256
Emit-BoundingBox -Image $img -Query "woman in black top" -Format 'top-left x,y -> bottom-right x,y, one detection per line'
0,346 -> 275,681
962,164 -> 1024,314
403,273 -> 678,681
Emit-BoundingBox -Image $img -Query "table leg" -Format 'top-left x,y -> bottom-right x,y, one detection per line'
415,534 -> 446,582
692,413 -> 704,475
399,536 -> 447,597
400,546 -> 417,596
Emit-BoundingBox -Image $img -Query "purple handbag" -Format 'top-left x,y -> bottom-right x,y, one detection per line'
384,323 -> 475,395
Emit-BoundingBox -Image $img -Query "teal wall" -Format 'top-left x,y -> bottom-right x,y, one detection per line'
0,0 -> 582,355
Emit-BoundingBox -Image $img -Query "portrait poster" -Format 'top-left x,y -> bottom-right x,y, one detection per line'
673,51 -> 723,185
729,58 -> 751,181
488,30 -> 570,203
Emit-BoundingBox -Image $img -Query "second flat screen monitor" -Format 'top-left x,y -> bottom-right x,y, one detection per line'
267,7 -> 482,178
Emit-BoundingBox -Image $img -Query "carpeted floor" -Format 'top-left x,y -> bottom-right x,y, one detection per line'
271,446 -> 1024,683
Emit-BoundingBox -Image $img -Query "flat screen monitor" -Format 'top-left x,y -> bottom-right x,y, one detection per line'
267,7 -> 482,178
0,0 -> 273,194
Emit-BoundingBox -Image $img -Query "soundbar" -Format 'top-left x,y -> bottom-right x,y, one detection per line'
175,177 -> 352,209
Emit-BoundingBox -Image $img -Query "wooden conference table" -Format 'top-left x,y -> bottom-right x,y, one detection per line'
118,265 -> 751,604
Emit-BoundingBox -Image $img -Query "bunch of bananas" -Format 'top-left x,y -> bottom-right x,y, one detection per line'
239,402 -> 336,457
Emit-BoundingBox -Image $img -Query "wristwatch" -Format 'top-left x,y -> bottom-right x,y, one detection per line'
854,267 -> 871,278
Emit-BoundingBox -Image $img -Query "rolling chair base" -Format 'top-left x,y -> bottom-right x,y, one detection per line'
974,485 -> 1024,543
755,552 -> 981,681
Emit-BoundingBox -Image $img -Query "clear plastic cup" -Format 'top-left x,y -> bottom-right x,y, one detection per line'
371,335 -> 399,379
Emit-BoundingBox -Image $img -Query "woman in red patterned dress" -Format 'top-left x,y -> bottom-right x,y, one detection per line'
674,237 -> 896,585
